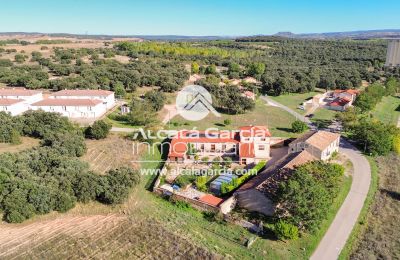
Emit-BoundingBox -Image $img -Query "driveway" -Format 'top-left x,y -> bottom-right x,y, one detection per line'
311,139 -> 371,260
261,95 -> 312,125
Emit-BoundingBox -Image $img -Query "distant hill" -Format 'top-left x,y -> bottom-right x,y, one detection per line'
273,29 -> 400,39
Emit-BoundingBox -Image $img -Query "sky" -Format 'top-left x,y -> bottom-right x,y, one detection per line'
1,0 -> 400,36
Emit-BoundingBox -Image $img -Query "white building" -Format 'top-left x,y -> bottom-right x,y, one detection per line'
50,89 -> 115,109
288,130 -> 340,161
0,99 -> 28,116
0,88 -> 43,104
31,99 -> 107,119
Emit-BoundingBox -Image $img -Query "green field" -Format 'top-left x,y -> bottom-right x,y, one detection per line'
372,95 -> 400,125
167,100 -> 298,137
311,108 -> 338,128
269,92 -> 321,115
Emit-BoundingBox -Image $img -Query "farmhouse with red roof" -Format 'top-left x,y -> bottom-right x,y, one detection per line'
168,125 -> 271,165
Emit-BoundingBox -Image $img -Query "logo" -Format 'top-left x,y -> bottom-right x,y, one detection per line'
175,85 -> 220,121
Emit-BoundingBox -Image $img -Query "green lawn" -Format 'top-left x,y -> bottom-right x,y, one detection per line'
269,92 -> 321,115
167,100 -> 298,137
372,95 -> 400,125
311,108 -> 338,128
135,150 -> 353,259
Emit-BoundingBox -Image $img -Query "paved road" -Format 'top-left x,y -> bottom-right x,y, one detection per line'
261,95 -> 312,125
110,127 -> 136,133
311,139 -> 371,260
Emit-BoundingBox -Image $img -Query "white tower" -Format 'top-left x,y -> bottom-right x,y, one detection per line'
385,40 -> 400,67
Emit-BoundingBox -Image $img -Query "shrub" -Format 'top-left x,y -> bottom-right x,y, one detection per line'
195,176 -> 207,192
85,120 -> 111,140
291,120 -> 309,133
223,118 -> 232,126
273,220 -> 299,240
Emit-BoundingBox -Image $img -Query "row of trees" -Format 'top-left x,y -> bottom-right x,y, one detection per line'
0,111 -> 139,223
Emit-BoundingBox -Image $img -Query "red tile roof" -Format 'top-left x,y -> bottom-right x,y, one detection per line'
239,125 -> 271,138
0,88 -> 41,96
0,98 -> 25,106
334,89 -> 360,95
239,143 -> 255,158
51,89 -> 114,97
169,130 -> 239,158
329,98 -> 351,107
199,194 -> 223,207
31,99 -> 103,107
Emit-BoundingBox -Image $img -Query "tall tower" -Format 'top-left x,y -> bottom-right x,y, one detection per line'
385,39 -> 400,67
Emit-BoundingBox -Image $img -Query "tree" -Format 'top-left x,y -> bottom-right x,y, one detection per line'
223,118 -> 231,126
113,81 -> 127,97
385,77 -> 399,95
127,99 -> 158,126
191,62 -> 200,74
273,220 -> 299,240
205,64 -> 217,75
14,54 -> 26,63
85,120 -> 111,140
247,62 -> 265,77
144,90 -> 166,111
291,120 -> 309,133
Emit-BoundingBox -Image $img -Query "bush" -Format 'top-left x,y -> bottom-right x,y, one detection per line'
85,120 -> 111,140
291,120 -> 309,133
223,118 -> 232,126
195,176 -> 207,192
273,220 -> 299,240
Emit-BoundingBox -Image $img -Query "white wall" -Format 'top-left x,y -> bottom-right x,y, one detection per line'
31,103 -> 107,118
0,93 -> 43,104
0,102 -> 28,116
50,93 -> 115,109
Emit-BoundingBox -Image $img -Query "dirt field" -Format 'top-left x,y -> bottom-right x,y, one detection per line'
81,134 -> 139,174
0,137 -> 39,154
350,154 -> 400,259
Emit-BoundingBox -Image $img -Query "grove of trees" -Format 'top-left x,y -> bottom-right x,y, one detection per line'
0,111 -> 140,223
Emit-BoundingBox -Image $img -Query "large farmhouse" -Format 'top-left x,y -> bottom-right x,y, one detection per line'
0,88 -> 43,104
168,125 -> 271,165
50,89 -> 115,109
288,130 -> 340,161
0,88 -> 115,119
31,99 -> 107,119
326,89 -> 360,111
0,99 -> 28,116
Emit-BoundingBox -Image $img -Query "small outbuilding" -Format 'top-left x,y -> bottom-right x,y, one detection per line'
210,174 -> 238,195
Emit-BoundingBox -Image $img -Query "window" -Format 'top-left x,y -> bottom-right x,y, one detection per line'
241,158 -> 247,165
62,106 -> 67,111
200,144 -> 205,151
222,144 -> 226,152
211,144 -> 216,152
258,145 -> 265,150
88,106 -> 92,111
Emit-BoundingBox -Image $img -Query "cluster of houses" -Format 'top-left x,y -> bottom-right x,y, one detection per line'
301,89 -> 360,112
161,125 -> 341,214
0,88 -> 115,118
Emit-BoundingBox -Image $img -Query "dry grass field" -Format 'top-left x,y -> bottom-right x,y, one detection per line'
350,154 -> 400,259
0,137 -> 39,154
81,134 -> 139,174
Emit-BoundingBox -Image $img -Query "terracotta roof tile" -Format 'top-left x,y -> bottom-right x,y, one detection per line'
199,194 -> 223,207
305,131 -> 340,151
32,99 -> 103,107
0,98 -> 25,106
0,88 -> 41,96
51,89 -> 113,97
283,150 -> 317,170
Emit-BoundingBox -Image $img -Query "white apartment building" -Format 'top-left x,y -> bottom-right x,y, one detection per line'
50,89 -> 116,109
31,99 -> 107,119
0,99 -> 28,116
0,88 -> 43,104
